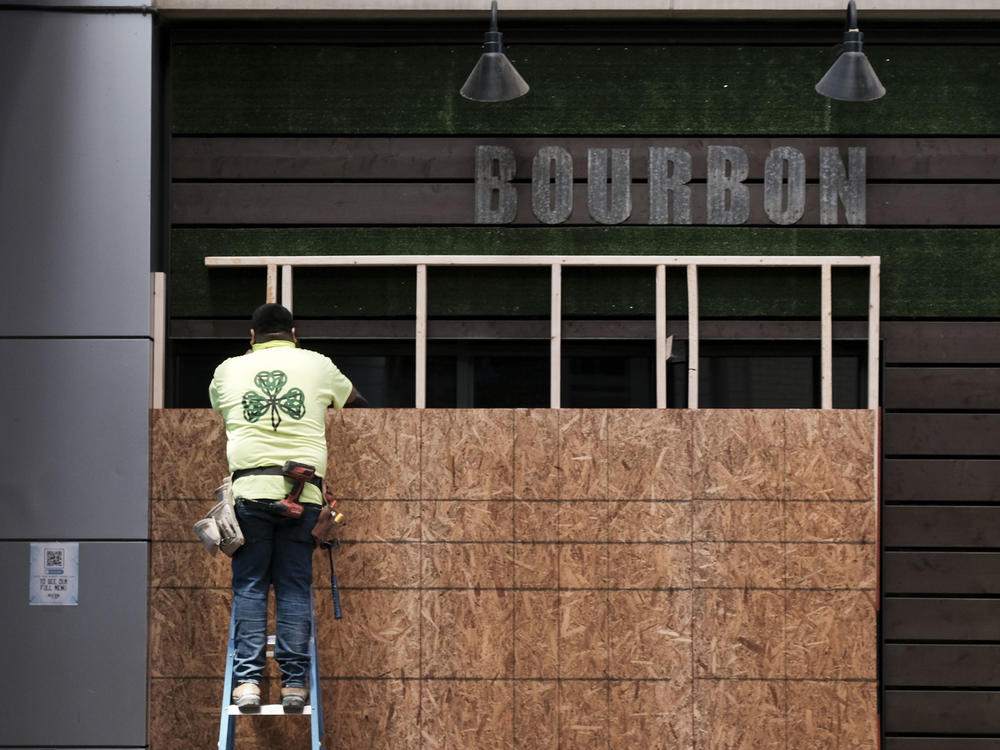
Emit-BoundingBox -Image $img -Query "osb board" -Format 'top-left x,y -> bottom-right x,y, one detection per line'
150,408 -> 878,750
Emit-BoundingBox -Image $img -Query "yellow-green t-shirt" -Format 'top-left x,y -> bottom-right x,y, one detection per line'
208,340 -> 354,504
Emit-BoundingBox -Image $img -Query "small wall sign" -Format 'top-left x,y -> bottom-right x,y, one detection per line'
29,542 -> 79,606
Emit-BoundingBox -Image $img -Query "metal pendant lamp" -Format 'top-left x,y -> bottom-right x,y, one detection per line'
815,0 -> 886,102
460,0 -> 529,102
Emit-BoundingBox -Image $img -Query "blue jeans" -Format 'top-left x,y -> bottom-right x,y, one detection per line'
231,499 -> 320,688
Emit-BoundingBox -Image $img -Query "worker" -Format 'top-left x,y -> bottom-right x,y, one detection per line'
209,303 -> 358,712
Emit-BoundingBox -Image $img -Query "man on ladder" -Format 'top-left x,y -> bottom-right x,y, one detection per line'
209,303 -> 358,713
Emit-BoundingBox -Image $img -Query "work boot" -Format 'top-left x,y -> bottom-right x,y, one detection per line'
281,686 -> 308,713
232,682 -> 261,712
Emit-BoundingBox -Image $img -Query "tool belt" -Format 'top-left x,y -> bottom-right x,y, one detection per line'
232,464 -> 323,489
232,461 -> 323,519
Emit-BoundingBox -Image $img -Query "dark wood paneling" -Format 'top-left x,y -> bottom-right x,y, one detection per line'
171,181 -> 1000,226
884,322 -> 1000,365
883,459 -> 1000,502
884,368 -> 1000,409
883,414 -> 1000,457
884,644 -> 1000,687
883,552 -> 1000,595
886,739 -> 1000,750
883,691 -> 1000,734
883,598 -> 1000,641
172,136 -> 1000,181
883,506 -> 1000,548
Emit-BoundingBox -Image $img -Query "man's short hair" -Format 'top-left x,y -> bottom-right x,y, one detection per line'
251,303 -> 294,335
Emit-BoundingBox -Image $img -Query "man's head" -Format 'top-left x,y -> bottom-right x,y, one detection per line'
250,303 -> 295,344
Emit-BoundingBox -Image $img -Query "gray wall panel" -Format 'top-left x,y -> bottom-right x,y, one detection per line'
0,541 -> 147,746
0,11 -> 152,337
0,339 -> 149,539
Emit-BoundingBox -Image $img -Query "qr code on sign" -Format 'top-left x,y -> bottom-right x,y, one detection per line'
45,549 -> 64,568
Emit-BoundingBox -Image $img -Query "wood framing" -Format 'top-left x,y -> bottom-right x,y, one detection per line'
206,254 -> 882,411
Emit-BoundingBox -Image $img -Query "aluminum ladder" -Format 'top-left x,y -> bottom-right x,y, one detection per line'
217,588 -> 325,750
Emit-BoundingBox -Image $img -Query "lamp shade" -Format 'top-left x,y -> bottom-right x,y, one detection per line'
815,49 -> 885,101
460,1 -> 529,102
815,1 -> 885,102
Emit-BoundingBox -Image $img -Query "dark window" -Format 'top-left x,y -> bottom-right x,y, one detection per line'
168,336 -> 866,410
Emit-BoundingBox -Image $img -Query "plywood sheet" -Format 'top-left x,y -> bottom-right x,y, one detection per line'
558,680 -> 609,750
786,680 -> 879,750
608,542 -> 691,589
609,500 -> 691,542
558,501 -> 610,543
786,500 -> 877,543
609,409 -> 692,500
786,542 -> 877,590
559,409 -> 609,500
695,678 -> 786,750
694,589 -> 785,679
693,410 -> 785,500
785,590 -> 878,680
421,590 -> 514,678
151,541 -> 231,588
323,678 -> 420,750
421,409 -> 514,500
608,590 -> 692,679
514,680 -> 558,750
514,542 -> 559,589
514,499 -> 558,541
693,542 -> 784,589
315,588 -> 419,678
150,409 -> 227,500
514,591 -> 559,678
559,590 -> 609,679
421,541 -> 513,588
785,410 -> 875,500
610,678 -> 692,750
327,409 -> 420,499
150,407 -> 878,750
694,499 -> 784,541
514,409 -> 560,499
150,588 -> 230,678
421,679 -> 514,750
322,540 -> 421,589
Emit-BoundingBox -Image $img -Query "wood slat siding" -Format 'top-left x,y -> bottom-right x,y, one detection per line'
886,741 -> 1000,750
883,693 -> 1000,735
883,321 -> 1000,747
883,506 -> 1000,548
884,369 -> 1000,409
883,414 -> 1000,456
882,459 -> 1000,502
884,645 -> 1000,687
171,181 -> 1000,227
883,322 -> 1000,364
172,136 -> 1000,181
883,598 -> 1000,641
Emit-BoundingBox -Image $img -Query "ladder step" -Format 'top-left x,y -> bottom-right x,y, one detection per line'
227,704 -> 312,716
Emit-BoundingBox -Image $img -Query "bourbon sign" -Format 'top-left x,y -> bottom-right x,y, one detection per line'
474,144 -> 866,226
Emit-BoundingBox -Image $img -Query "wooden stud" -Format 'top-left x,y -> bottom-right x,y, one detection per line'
265,263 -> 278,303
416,264 -> 427,409
687,264 -> 699,410
655,264 -> 667,409
281,264 -> 293,313
150,271 -> 166,409
821,263 -> 833,410
551,263 -> 562,409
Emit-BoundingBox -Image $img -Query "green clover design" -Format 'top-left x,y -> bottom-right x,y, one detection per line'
242,370 -> 306,431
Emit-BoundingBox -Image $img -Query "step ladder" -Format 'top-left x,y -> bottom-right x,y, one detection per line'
218,589 -> 325,750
